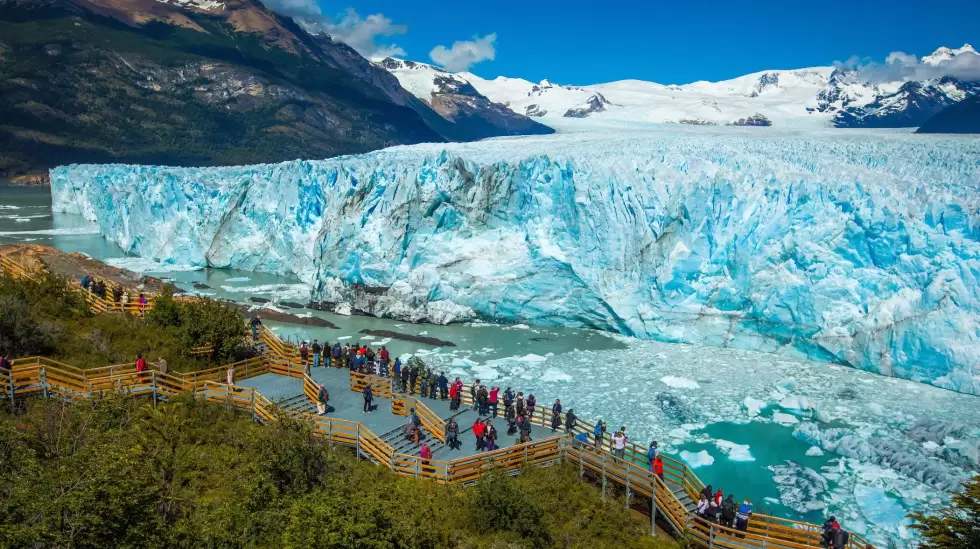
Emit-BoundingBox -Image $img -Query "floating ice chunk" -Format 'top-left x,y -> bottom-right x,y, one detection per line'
921,441 -> 941,454
334,303 -> 352,315
224,276 -> 251,283
773,412 -> 800,425
359,335 -> 376,340
452,358 -> 479,368
715,440 -> 755,461
806,446 -> 825,457
540,368 -> 573,382
471,364 -> 500,381
336,336 -> 352,340
511,324 -> 530,330
660,376 -> 701,390
743,397 -> 767,416
779,395 -> 816,411
516,354 -> 548,362
854,484 -> 911,535
680,450 -> 714,468
669,427 -> 692,441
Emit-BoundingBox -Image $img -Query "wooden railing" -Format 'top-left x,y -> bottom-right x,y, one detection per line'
391,393 -> 447,443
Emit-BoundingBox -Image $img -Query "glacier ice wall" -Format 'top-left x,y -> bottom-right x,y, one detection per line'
50,131 -> 980,394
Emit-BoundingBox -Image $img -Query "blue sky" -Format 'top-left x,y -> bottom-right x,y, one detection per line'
276,0 -> 979,85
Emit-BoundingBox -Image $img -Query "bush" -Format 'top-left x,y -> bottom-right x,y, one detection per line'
910,475 -> 980,549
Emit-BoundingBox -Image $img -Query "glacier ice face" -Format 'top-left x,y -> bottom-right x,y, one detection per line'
50,129 -> 980,394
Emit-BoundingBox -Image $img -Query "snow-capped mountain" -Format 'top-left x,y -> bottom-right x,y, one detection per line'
375,58 -> 553,140
373,45 -> 980,130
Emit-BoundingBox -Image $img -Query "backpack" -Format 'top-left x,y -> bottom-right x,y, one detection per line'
722,501 -> 737,520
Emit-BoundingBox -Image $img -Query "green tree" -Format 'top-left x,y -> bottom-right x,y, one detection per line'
469,470 -> 550,546
910,476 -> 980,549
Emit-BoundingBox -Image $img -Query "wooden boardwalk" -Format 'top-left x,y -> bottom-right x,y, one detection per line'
0,251 -> 876,549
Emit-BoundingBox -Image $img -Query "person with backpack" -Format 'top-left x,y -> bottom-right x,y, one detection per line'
363,384 -> 373,413
647,440 -> 658,466
821,517 -> 837,547
550,399 -> 562,432
830,524 -> 850,549
515,392 -> 526,416
317,384 -> 329,415
503,387 -> 515,408
696,494 -> 710,518
300,341 -> 309,365
428,370 -> 438,399
332,343 -> 342,367
564,408 -> 577,434
477,385 -> 490,416
393,358 -> 402,386
721,495 -> 737,529
400,364 -> 410,393
0,353 -> 12,374
594,420 -> 606,449
527,394 -> 537,417
519,414 -> 533,443
249,315 -> 262,341
445,417 -> 459,450
409,363 -> 419,395
311,339 -> 322,369
505,404 -> 517,435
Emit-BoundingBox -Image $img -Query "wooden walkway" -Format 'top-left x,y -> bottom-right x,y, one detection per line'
0,252 -> 876,549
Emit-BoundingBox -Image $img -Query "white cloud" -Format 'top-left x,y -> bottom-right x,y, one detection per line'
839,46 -> 980,84
263,1 -> 407,58
429,33 -> 497,72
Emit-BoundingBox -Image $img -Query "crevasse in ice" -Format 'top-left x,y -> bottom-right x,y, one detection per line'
49,130 -> 980,394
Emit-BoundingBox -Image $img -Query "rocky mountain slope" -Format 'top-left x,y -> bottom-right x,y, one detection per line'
0,0 -> 550,179
375,58 -> 553,139
916,94 -> 980,134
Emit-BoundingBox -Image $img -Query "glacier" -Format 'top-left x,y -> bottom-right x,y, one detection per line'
50,129 -> 980,394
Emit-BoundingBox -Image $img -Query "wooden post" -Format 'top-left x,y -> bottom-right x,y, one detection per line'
251,389 -> 257,422
601,452 -> 607,502
151,372 -> 158,407
8,370 -> 15,407
355,423 -> 361,460
41,366 -> 48,398
709,524 -> 715,548
651,475 -> 658,537
625,468 -> 632,508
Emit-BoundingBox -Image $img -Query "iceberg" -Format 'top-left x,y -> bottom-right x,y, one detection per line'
50,130 -> 980,394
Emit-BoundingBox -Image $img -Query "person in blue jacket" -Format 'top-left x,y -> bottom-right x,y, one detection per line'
735,499 -> 753,537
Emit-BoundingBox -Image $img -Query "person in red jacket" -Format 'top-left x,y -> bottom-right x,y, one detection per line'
135,353 -> 147,383
489,386 -> 500,418
473,418 -> 486,451
420,442 -> 433,474
652,455 -> 664,480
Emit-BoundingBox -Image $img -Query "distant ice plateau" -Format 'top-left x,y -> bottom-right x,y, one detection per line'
50,129 -> 980,394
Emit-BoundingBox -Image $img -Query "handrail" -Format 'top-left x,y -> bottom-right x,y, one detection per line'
390,393 -> 447,443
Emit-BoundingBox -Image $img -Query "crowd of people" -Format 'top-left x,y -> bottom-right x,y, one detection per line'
289,338 -> 853,545
80,276 -> 148,316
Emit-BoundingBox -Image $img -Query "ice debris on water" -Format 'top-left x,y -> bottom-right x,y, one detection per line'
770,462 -> 830,513
660,376 -> 701,389
51,132 -> 980,395
681,450 -> 715,468
715,440 -> 755,461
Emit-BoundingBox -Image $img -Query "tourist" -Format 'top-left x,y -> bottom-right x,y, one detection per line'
300,341 -> 309,366
420,368 -> 429,397
348,344 -> 357,371
420,442 -> 433,474
112,285 -> 122,307
449,381 -> 460,411
515,392 -> 526,416
505,404 -> 517,435
735,499 -> 753,537
829,524 -> 850,549
80,275 -> 90,290
821,516 -> 837,547
503,386 -> 515,408
721,495 -> 737,529
485,420 -> 498,451
697,494 -> 710,518
250,315 -> 262,341
317,384 -> 329,415
331,342 -> 342,367
519,413 -> 533,443
121,291 -> 129,312
593,419 -> 606,449
573,431 -> 590,447
363,384 -> 373,413
611,428 -> 627,459
489,386 -> 500,417
393,358 -> 402,386
707,490 -> 721,523
406,408 -> 421,445
409,363 -> 419,395
647,440 -> 658,465
311,339 -> 322,368
226,364 -> 235,385
470,379 -> 481,411
652,455 -> 664,480
428,370 -> 438,399
379,346 -> 390,365
473,418 -> 486,451
138,293 -> 147,317
0,353 -> 13,374
477,384 -> 489,416
437,371 -> 448,400
700,484 -> 714,502
400,363 -> 410,393
527,394 -> 537,417
550,399 -> 562,432
564,408 -> 577,434
135,353 -> 147,383
155,356 -> 168,375
445,417 -> 459,450
713,488 -> 724,509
